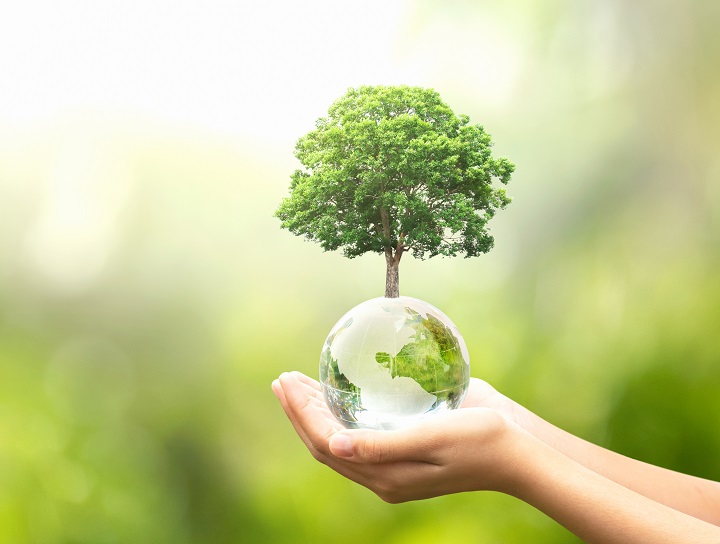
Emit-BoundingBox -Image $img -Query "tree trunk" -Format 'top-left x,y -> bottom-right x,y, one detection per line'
385,250 -> 400,298
380,205 -> 403,298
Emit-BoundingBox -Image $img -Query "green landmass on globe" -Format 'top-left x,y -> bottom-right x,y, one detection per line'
374,309 -> 465,398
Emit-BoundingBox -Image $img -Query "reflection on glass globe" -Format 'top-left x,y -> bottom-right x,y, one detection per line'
320,296 -> 470,430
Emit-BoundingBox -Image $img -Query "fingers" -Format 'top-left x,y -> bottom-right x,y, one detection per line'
273,372 -> 384,489
274,371 -> 346,468
330,408 -> 509,467
272,377 -> 315,453
291,371 -> 323,394
329,420 -> 449,465
279,373 -> 339,451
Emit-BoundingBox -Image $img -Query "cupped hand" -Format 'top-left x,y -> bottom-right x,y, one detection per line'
272,372 -> 528,503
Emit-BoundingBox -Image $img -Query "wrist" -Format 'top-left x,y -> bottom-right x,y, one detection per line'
482,416 -> 544,496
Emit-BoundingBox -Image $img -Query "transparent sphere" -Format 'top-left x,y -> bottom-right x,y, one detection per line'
320,296 -> 470,430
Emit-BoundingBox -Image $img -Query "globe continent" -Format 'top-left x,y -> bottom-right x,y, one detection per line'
320,296 -> 470,430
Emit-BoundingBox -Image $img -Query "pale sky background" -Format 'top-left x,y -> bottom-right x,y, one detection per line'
0,1 -> 525,144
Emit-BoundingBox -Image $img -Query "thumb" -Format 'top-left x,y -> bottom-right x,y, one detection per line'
329,428 -> 435,464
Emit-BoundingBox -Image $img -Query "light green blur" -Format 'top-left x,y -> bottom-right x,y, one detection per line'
1,1 -> 719,543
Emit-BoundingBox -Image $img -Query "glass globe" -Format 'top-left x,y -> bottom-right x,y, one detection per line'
320,296 -> 470,430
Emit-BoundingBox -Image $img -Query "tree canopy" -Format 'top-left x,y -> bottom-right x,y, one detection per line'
276,85 -> 514,295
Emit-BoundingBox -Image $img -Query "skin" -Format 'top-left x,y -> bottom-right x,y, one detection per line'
272,372 -> 720,544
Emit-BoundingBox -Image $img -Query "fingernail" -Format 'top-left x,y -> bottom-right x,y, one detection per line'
330,433 -> 353,457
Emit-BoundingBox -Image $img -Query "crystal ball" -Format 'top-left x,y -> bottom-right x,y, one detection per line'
320,296 -> 470,430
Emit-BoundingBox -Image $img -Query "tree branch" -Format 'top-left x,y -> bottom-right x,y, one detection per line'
394,234 -> 406,265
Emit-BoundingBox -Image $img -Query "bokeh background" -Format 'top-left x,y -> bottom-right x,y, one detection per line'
1,1 -> 719,542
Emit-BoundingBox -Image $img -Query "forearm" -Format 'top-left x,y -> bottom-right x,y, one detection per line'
508,432 -> 720,544
513,401 -> 720,525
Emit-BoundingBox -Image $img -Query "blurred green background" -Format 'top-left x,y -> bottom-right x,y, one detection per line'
1,1 -> 719,542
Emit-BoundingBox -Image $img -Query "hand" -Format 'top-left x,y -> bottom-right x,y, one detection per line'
461,377 -> 539,436
272,372 -> 529,503
272,373 -> 720,543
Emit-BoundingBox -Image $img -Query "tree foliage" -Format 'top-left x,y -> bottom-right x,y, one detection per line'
276,85 -> 514,264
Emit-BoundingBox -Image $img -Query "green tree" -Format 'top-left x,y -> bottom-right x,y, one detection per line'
276,85 -> 514,297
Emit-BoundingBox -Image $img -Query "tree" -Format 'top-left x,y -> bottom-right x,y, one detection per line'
275,85 -> 514,298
